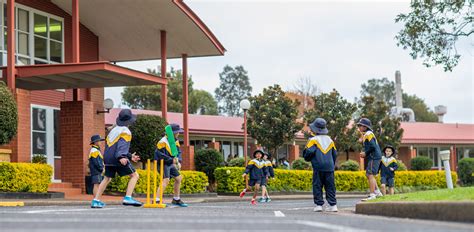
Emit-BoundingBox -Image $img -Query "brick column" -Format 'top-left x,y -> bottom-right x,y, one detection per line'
10,89 -> 31,162
208,142 -> 220,151
181,145 -> 195,170
408,146 -> 417,169
450,146 -> 456,171
288,144 -> 299,164
60,101 -> 94,191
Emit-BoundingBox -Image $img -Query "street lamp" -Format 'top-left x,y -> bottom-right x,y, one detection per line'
97,98 -> 114,114
240,99 -> 250,188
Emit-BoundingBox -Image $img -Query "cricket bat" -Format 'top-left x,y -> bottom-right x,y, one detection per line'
165,125 -> 179,157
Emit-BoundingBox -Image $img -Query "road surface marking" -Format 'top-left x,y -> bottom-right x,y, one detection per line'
295,220 -> 370,232
274,211 -> 285,217
24,208 -> 117,214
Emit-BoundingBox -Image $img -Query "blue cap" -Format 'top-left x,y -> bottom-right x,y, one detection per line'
90,134 -> 104,144
170,123 -> 184,133
357,118 -> 372,130
309,118 -> 329,135
116,109 -> 137,127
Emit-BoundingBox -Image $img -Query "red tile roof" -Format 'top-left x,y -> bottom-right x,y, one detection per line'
400,122 -> 474,145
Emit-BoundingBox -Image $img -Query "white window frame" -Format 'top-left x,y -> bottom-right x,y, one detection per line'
31,104 -> 60,181
0,1 -> 64,66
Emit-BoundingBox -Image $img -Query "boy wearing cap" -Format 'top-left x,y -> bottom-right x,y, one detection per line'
89,134 -> 105,196
259,152 -> 274,203
303,118 -> 338,212
154,124 -> 188,207
357,118 -> 382,201
241,150 -> 265,205
380,145 -> 398,195
91,109 -> 142,208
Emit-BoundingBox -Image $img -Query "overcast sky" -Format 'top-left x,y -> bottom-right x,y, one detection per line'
105,0 -> 473,123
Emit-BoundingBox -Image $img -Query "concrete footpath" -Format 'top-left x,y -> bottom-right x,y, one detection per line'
0,193 -> 365,207
356,201 -> 474,223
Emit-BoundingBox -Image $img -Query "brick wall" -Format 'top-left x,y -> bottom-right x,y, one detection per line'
60,101 -> 94,191
181,146 -> 195,170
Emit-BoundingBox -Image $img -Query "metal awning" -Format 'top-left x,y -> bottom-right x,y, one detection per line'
1,62 -> 166,90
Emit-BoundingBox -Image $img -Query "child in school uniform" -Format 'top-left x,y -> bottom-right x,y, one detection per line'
380,145 -> 398,195
89,135 -> 105,196
303,118 -> 338,212
259,152 -> 275,203
240,150 -> 265,205
357,118 -> 382,201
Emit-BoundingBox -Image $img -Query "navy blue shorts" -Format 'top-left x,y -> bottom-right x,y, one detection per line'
162,164 -> 180,179
249,178 -> 263,187
260,177 -> 268,187
104,162 -> 135,178
91,174 -> 103,184
366,159 -> 381,175
381,176 -> 395,187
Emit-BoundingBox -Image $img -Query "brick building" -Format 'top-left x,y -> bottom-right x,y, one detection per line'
0,0 -> 225,191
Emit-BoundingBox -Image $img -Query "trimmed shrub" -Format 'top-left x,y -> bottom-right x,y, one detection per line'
195,149 -> 224,184
0,162 -> 52,192
291,158 -> 312,170
411,156 -> 433,170
0,81 -> 18,145
339,160 -> 360,171
458,158 -> 474,186
107,170 -> 208,194
228,157 -> 245,167
214,167 -> 457,193
397,159 -> 407,171
128,114 -> 168,162
32,154 -> 47,164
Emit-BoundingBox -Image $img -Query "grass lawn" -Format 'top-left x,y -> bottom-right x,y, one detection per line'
370,187 -> 474,202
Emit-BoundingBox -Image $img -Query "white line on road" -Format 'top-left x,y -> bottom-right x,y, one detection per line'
274,210 -> 285,217
295,220 -> 370,232
24,208 -> 117,214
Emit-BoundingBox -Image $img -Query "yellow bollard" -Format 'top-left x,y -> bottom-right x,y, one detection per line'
146,159 -> 151,205
152,160 -> 157,205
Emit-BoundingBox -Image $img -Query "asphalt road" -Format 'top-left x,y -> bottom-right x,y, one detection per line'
0,199 -> 472,232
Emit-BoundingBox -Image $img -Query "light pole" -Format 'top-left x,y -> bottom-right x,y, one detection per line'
240,99 -> 251,188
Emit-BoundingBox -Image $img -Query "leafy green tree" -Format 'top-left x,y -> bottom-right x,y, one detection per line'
194,149 -> 225,190
358,96 -> 404,149
304,90 -> 360,160
360,78 -> 438,122
247,85 -> 302,156
128,115 -> 168,163
402,94 -> 438,122
122,67 -> 217,115
215,65 -> 252,116
360,78 -> 395,107
395,1 -> 473,71
190,90 -> 218,115
0,81 -> 17,145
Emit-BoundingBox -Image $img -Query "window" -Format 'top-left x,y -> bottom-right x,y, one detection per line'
0,2 -> 63,66
32,108 -> 47,156
457,147 -> 474,161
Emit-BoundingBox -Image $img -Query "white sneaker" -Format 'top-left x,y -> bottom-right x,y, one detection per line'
326,205 -> 338,212
375,190 -> 383,198
313,205 -> 323,212
361,194 -> 377,201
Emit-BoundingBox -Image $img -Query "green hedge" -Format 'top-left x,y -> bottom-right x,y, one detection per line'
107,169 -> 208,194
0,162 -> 52,193
458,158 -> 474,186
214,167 -> 457,193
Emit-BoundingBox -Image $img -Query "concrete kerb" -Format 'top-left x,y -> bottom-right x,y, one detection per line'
356,201 -> 474,223
3,193 -> 366,207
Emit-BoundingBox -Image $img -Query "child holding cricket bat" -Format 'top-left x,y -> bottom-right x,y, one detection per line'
240,150 -> 265,205
154,123 -> 188,207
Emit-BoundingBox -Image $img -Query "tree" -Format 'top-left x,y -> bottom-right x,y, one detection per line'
291,76 -> 319,109
122,67 -> 217,115
360,78 -> 438,122
128,114 -> 168,164
358,96 -> 404,150
215,65 -> 252,116
395,1 -> 473,72
402,93 -> 438,122
0,81 -> 17,145
247,85 -> 303,156
360,78 -> 395,107
189,90 -> 218,115
304,90 -> 360,161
